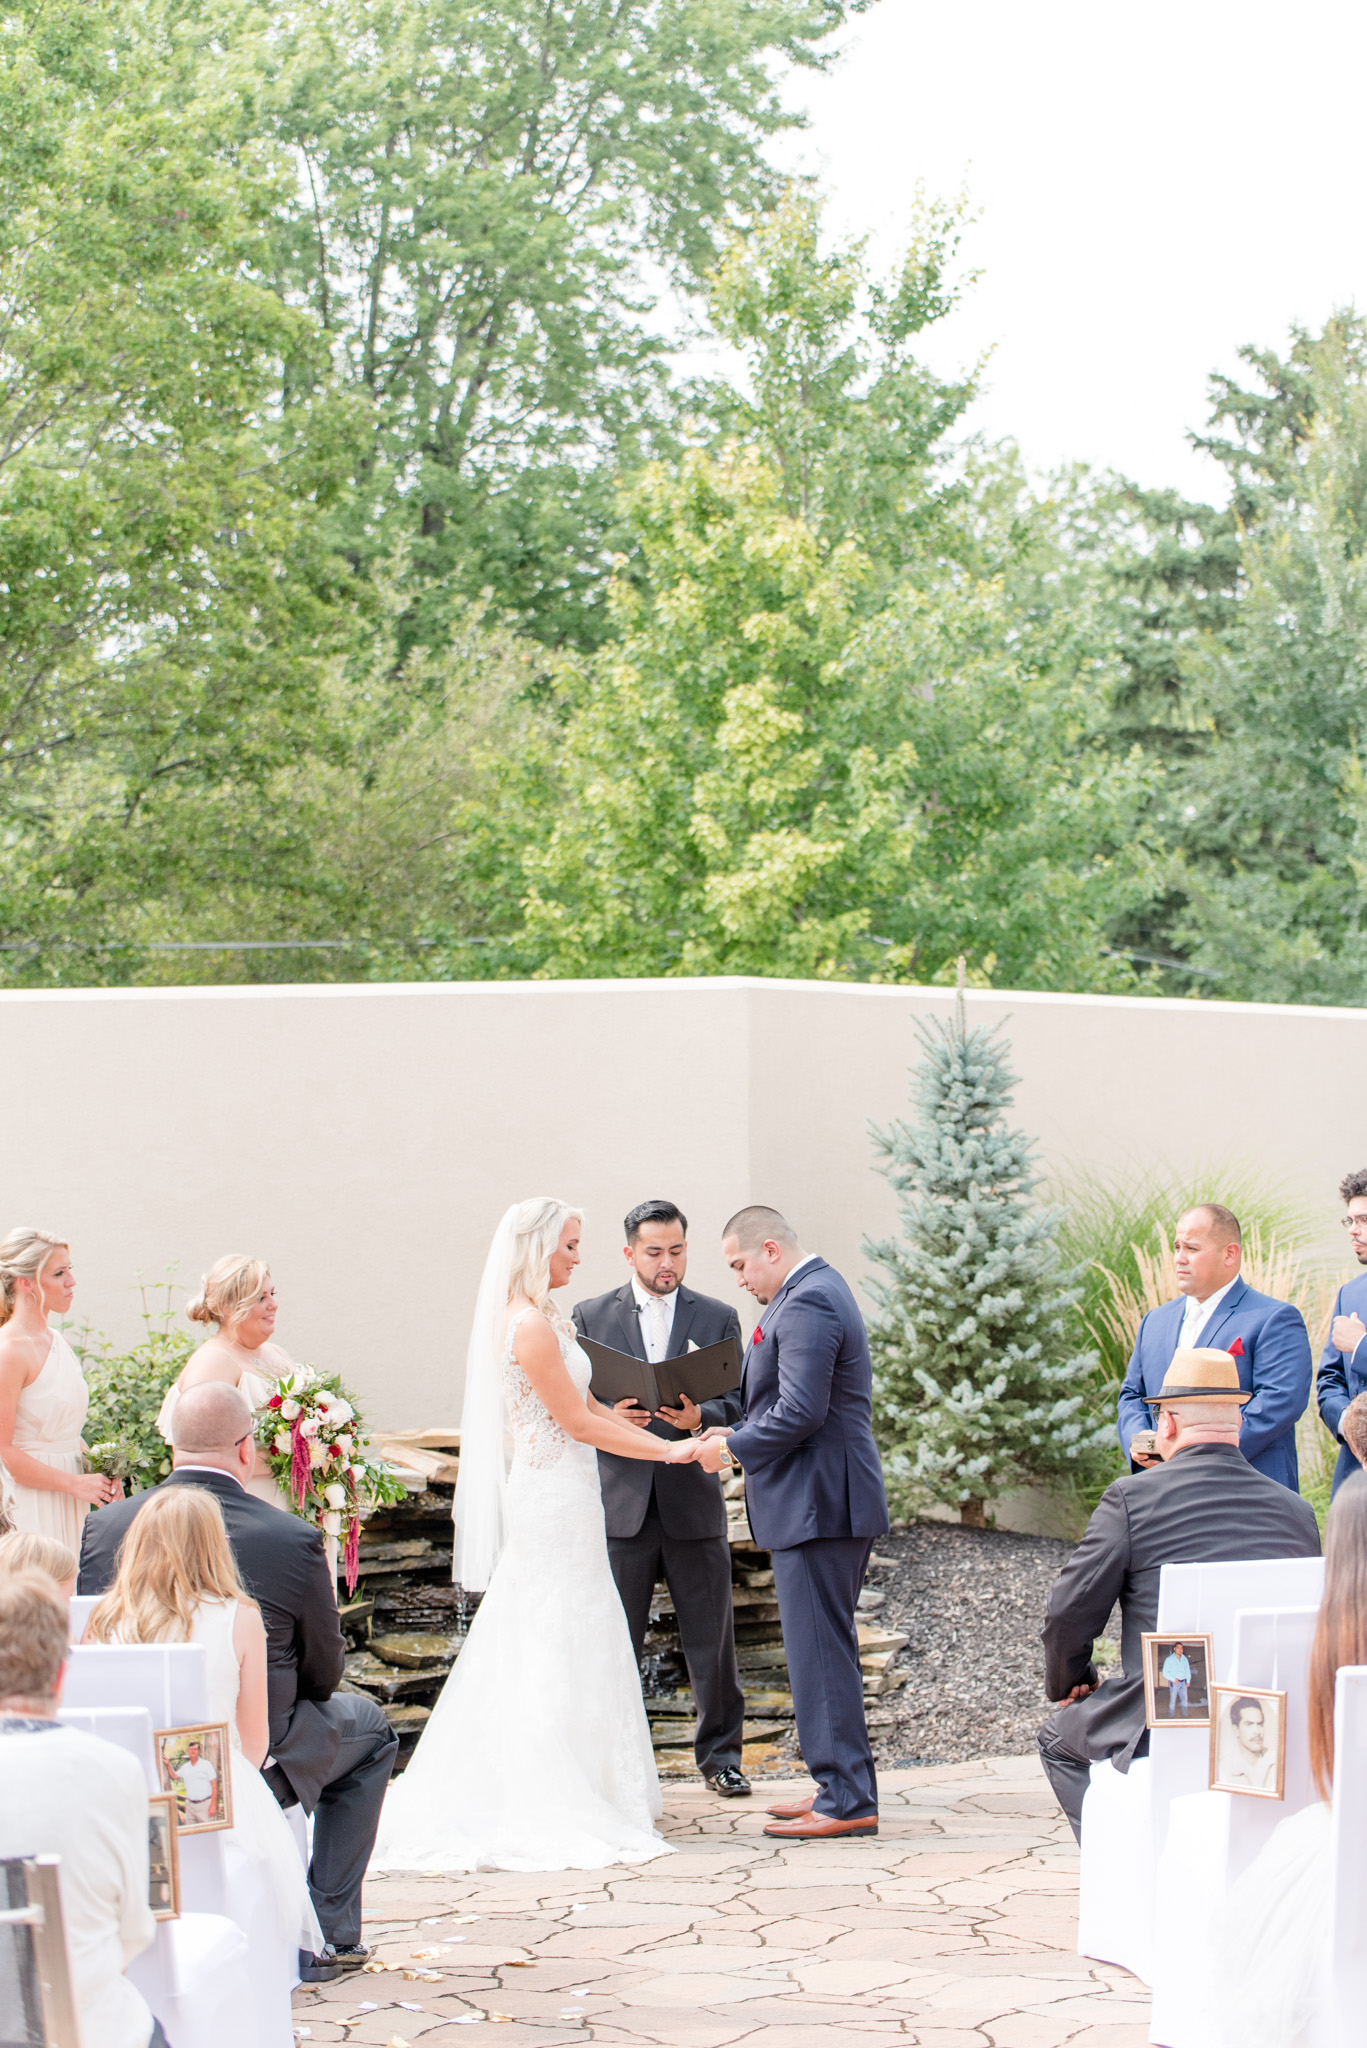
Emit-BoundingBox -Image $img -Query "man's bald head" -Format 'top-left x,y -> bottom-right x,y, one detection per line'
172,1382 -> 253,1459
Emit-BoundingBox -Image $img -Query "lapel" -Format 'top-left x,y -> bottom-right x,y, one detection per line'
1158,1294 -> 1189,1366
762,1255 -> 828,1333
1198,1275 -> 1248,1351
615,1284 -> 647,1362
667,1286 -> 697,1360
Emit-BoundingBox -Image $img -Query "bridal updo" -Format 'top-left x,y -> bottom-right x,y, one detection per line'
187,1254 -> 271,1330
505,1197 -> 582,1325
0,1228 -> 69,1327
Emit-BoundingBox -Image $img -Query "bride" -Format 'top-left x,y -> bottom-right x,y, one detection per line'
371,1197 -> 701,1872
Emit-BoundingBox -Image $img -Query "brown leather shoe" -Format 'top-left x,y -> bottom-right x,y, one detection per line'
763,1812 -> 877,1839
766,1793 -> 817,1820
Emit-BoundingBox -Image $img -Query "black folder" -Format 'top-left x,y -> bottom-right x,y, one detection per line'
581,1333 -> 742,1414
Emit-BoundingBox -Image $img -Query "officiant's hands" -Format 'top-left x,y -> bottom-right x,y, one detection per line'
614,1397 -> 652,1429
656,1394 -> 702,1431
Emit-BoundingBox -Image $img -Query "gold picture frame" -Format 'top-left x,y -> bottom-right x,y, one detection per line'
1209,1684 -> 1287,1799
1141,1630 -> 1214,1729
154,1722 -> 234,1834
147,1793 -> 181,1920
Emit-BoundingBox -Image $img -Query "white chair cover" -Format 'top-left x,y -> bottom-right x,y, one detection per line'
1149,1602 -> 1320,2048
66,1593 -> 98,1644
55,1705 -> 157,1791
1325,1666 -> 1367,2047
126,1914 -> 252,2048
1077,1757 -> 1154,1984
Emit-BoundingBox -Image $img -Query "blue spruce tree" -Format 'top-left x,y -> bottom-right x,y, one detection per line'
865,987 -> 1110,1526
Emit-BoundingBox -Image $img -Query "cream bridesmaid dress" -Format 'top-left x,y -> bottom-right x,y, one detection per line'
2,1330 -> 90,1548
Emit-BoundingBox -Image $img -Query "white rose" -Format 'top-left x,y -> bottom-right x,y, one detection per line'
329,1399 -> 354,1425
348,1462 -> 365,1480
299,1418 -> 319,1439
335,1436 -> 354,1458
324,1483 -> 347,1509
321,1511 -> 341,1536
280,1399 -> 300,1421
309,1441 -> 328,1467
273,1430 -> 291,1454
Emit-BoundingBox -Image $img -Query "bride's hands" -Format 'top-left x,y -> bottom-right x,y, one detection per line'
663,1439 -> 705,1463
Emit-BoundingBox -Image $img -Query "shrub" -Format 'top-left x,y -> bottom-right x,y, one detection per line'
76,1284 -> 194,1492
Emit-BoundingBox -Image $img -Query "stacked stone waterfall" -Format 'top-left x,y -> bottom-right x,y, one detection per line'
339,1435 -> 908,1771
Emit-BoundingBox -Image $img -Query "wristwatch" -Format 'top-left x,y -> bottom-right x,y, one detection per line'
718,1442 -> 739,1471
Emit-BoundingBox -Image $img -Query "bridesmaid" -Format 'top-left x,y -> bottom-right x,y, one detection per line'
0,1228 -> 120,1546
158,1256 -> 292,1509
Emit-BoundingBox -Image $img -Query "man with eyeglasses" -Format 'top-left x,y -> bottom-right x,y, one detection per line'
78,1382 -> 396,1983
1318,1168 -> 1367,1496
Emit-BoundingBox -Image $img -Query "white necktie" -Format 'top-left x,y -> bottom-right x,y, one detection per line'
644,1295 -> 667,1363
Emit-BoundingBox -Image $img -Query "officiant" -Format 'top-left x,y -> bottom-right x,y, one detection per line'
573,1200 -> 749,1798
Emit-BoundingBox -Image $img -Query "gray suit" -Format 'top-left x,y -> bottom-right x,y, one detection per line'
572,1281 -> 745,1776
1037,1441 -> 1321,1837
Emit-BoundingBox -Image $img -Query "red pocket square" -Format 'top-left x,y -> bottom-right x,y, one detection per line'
1227,1337 -> 1245,1357
752,1325 -> 763,1347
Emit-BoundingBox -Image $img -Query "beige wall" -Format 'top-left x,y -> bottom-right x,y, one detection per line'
3,976 -> 1363,1433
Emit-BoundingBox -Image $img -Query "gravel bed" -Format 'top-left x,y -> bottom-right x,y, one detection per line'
864,1519 -> 1119,1768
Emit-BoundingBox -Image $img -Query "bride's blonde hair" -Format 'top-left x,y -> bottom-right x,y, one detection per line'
505,1197 -> 582,1329
86,1488 -> 255,1645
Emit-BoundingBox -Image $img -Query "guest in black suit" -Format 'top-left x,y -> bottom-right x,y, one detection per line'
78,1383 -> 396,1979
572,1199 -> 748,1796
1038,1347 -> 1321,1840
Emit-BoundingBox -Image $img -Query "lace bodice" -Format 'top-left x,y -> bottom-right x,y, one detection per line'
501,1307 -> 590,1469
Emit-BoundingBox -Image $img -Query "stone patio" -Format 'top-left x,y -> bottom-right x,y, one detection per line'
291,1755 -> 1151,2047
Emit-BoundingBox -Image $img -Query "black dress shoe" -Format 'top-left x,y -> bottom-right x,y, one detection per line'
705,1765 -> 752,1798
298,1944 -> 371,1982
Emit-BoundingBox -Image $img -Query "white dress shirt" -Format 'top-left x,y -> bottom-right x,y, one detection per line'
1178,1277 -> 1238,1350
0,1724 -> 156,2048
631,1276 -> 676,1364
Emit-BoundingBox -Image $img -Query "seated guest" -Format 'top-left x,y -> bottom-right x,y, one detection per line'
1318,1167 -> 1367,1496
1040,1348 -> 1320,1839
0,1571 -> 167,2048
1210,1471 -> 1367,2045
1117,1204 -> 1311,1489
79,1383 -> 397,1981
0,1529 -> 78,1595
85,1484 -> 324,2014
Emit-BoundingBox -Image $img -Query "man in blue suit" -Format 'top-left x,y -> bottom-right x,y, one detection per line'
1116,1203 -> 1310,1491
1317,1167 -> 1367,1496
689,1205 -> 889,1839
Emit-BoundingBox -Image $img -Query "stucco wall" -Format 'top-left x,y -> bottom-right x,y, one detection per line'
2,976 -> 1362,1432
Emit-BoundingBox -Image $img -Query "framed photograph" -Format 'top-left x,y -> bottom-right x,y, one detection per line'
147,1793 -> 181,1920
1209,1684 -> 1287,1799
154,1722 -> 233,1834
1141,1631 -> 1214,1729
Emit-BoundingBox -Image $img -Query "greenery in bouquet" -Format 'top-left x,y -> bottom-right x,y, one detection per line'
255,1366 -> 405,1592
77,1285 -> 196,1496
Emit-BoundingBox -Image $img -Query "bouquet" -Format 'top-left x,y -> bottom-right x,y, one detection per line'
84,1435 -> 153,1486
255,1366 -> 406,1594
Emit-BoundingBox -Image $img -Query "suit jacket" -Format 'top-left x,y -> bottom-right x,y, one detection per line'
1316,1267 -> 1367,1495
1115,1276 -> 1311,1490
1041,1440 -> 1321,1768
573,1282 -> 742,1541
727,1256 -> 889,1553
78,1468 -> 347,1810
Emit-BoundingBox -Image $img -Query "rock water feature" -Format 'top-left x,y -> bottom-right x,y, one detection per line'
338,1445 -> 908,1774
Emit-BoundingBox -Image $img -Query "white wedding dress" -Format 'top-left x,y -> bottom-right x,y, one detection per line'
1211,1801 -> 1332,2047
370,1309 -> 670,1872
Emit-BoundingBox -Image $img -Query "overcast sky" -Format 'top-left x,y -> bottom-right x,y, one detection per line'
771,0 -> 1367,503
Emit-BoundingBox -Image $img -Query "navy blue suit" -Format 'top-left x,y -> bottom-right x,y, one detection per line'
1316,1268 -> 1367,1495
1116,1276 -> 1311,1491
728,1256 -> 889,1820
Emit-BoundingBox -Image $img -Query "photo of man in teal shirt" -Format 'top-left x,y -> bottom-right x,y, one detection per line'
1161,1643 -> 1192,1716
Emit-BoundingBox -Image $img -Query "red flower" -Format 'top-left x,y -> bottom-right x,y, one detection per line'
268,1394 -> 283,1409
752,1325 -> 763,1347
1228,1337 -> 1246,1358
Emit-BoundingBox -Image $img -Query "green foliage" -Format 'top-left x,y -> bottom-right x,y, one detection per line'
864,995 -> 1114,1523
76,1285 -> 195,1491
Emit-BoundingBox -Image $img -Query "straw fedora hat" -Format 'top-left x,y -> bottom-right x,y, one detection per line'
1145,1347 -> 1251,1409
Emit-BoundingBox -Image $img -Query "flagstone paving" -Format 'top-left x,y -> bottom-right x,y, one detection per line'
292,1755 -> 1150,2048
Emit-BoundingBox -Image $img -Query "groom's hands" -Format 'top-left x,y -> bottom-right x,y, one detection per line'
691,1428 -> 734,1474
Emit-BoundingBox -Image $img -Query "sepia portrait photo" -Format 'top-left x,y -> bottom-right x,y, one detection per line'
1209,1684 -> 1286,1798
1142,1631 -> 1213,1728
155,1722 -> 233,1833
147,1793 -> 181,1919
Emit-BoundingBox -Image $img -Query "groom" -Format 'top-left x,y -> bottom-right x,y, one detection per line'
692,1206 -> 889,1837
